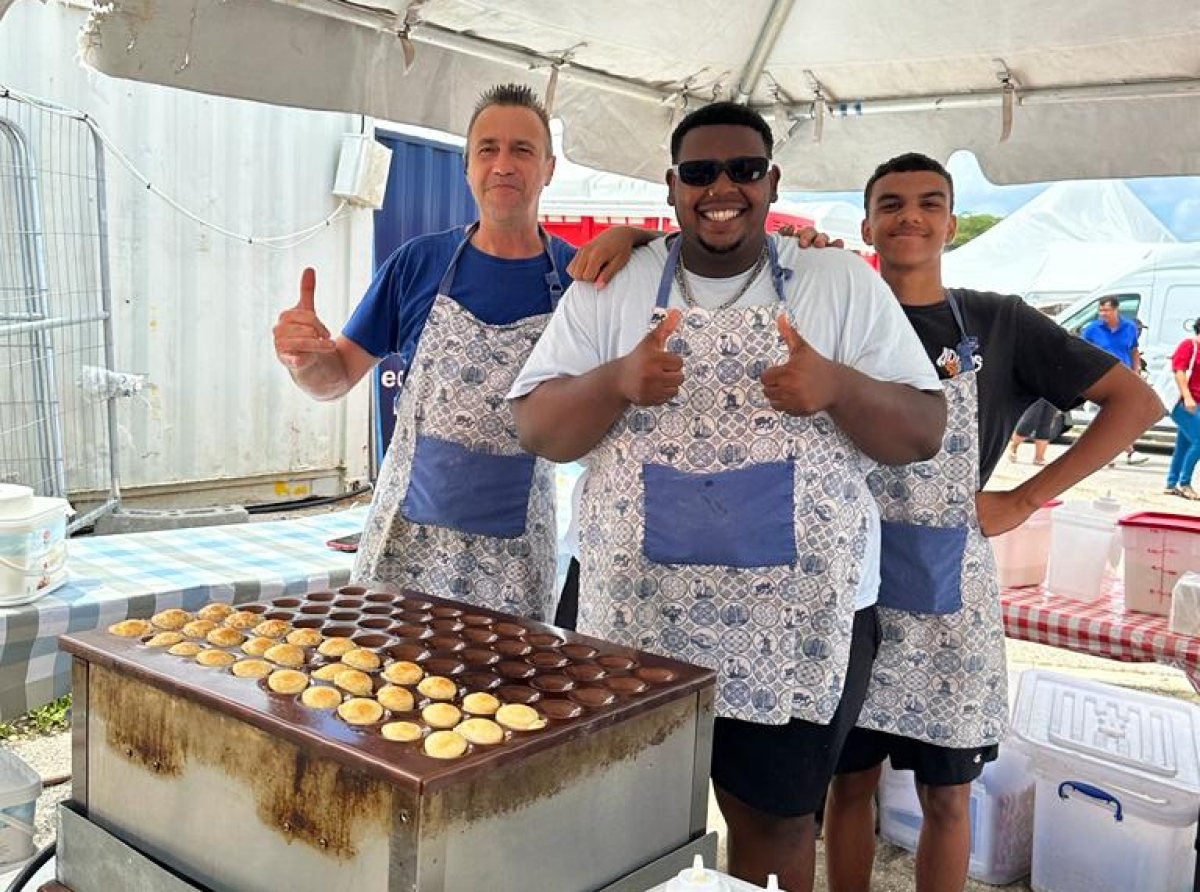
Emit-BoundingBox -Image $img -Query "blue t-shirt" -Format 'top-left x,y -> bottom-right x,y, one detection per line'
343,226 -> 577,375
1081,317 -> 1139,368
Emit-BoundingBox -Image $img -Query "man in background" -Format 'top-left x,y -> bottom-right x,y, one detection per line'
1081,296 -> 1148,464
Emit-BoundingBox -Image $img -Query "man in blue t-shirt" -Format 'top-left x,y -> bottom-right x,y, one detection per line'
1081,296 -> 1148,464
272,83 -> 647,623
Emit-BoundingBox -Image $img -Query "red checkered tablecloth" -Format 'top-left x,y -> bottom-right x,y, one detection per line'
1002,581 -> 1200,692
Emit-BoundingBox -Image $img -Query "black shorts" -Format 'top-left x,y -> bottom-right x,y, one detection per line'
1014,399 -> 1061,440
836,726 -> 999,786
709,606 -> 880,818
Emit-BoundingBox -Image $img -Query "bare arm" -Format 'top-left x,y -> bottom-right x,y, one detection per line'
761,316 -> 946,464
976,364 -> 1163,536
513,311 -> 683,461
566,226 -> 661,289
273,268 -> 380,401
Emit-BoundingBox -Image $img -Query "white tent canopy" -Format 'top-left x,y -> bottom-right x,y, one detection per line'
942,181 -> 1177,309
20,0 -> 1199,190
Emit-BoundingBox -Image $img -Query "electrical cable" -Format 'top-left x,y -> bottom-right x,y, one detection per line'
244,484 -> 372,515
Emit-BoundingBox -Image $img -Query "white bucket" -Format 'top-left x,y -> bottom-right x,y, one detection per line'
0,484 -> 72,607
0,749 -> 41,866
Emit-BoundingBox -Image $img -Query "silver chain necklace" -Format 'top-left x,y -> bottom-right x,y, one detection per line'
674,245 -> 770,312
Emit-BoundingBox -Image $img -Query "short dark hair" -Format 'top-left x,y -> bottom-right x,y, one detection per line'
864,152 -> 955,211
1099,296 -> 1121,310
670,101 -> 774,163
466,83 -> 553,157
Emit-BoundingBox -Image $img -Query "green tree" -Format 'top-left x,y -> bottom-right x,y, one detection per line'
949,213 -> 1003,249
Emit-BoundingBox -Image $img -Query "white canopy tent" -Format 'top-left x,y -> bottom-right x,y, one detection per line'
7,0 -> 1195,190
943,181 -> 1178,311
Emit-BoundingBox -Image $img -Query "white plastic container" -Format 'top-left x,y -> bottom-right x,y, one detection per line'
643,854 -> 779,892
991,500 -> 1059,588
1169,571 -> 1200,636
878,746 -> 1035,885
0,748 -> 41,866
1046,500 -> 1120,603
1011,670 -> 1200,892
0,484 -> 72,607
1119,512 -> 1200,617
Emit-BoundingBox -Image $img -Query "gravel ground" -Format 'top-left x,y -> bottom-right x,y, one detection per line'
2,451 -> 1195,890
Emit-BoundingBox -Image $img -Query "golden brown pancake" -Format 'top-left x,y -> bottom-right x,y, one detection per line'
495,704 -> 547,731
224,610 -> 261,630
461,692 -> 501,716
421,703 -> 462,730
377,685 -> 415,713
207,627 -> 246,648
300,686 -> 343,709
264,643 -> 306,667
253,619 -> 291,639
196,602 -> 236,623
167,641 -> 204,657
241,636 -> 275,657
231,659 -> 273,679
333,668 -> 374,697
423,730 -> 468,759
311,664 -> 345,681
181,619 -> 217,638
286,628 -> 323,647
417,675 -> 457,701
341,648 -> 381,671
151,608 -> 191,631
108,618 -> 152,638
317,637 -> 357,658
337,697 -> 384,725
382,661 -> 424,686
457,718 -> 504,746
196,649 -> 237,668
267,669 -> 309,695
145,631 -> 185,648
381,721 -> 424,743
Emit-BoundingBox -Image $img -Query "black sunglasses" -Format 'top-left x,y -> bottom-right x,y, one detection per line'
672,156 -> 771,187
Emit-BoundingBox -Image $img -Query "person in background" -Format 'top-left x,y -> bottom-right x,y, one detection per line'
510,102 -> 946,892
822,153 -> 1162,892
1081,296 -> 1148,464
271,83 -> 651,625
1006,398 -> 1061,465
1164,318 -> 1200,500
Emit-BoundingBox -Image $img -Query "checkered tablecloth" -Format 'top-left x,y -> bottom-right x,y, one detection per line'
0,507 -> 366,721
1002,581 -> 1200,692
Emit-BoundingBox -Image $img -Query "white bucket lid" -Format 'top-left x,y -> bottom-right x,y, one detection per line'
1011,669 -> 1200,822
0,749 -> 41,809
0,485 -> 34,521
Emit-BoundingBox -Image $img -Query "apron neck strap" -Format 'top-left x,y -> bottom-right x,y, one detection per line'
436,222 -> 564,307
655,233 -> 791,311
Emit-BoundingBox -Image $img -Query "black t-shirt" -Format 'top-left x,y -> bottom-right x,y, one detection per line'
901,289 -> 1116,483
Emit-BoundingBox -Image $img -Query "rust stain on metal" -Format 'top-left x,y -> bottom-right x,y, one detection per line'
89,667 -> 392,859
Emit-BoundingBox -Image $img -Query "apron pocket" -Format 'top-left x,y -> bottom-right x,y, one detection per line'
642,462 -> 796,567
877,520 -> 967,615
402,435 -> 535,538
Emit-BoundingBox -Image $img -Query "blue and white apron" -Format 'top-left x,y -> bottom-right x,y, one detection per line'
857,293 -> 1008,747
354,225 -> 562,621
577,236 -> 874,725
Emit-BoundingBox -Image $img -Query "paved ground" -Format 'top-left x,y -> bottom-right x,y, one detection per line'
3,445 -> 1196,889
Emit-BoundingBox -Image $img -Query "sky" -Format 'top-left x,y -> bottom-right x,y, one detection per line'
787,152 -> 1200,241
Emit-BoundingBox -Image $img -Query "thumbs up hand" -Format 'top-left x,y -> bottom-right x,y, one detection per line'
273,268 -> 337,371
759,314 -> 839,415
617,309 -> 685,405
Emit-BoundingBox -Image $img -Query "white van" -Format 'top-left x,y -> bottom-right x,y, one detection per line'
1053,244 -> 1200,446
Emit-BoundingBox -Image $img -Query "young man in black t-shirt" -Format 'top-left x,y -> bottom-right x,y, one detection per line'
822,153 -> 1163,892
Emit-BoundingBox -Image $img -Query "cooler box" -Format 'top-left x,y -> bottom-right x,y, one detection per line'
878,748 -> 1035,885
991,500 -> 1059,588
1011,670 -> 1200,892
1118,512 -> 1200,616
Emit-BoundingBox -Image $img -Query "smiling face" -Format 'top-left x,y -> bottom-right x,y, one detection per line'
465,104 -> 555,230
667,124 -> 778,276
862,170 -> 957,273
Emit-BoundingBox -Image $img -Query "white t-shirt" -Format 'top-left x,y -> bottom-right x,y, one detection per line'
510,235 -> 941,608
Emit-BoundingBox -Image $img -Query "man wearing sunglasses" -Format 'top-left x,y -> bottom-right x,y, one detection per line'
509,101 -> 946,892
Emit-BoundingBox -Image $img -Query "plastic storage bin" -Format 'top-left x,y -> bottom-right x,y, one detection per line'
1118,512 -> 1200,616
878,747 -> 1035,885
1011,670 -> 1200,892
0,484 -> 71,606
1169,571 -> 1200,636
643,854 -> 779,891
991,500 -> 1060,588
1046,500 -> 1120,603
0,748 -> 40,866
